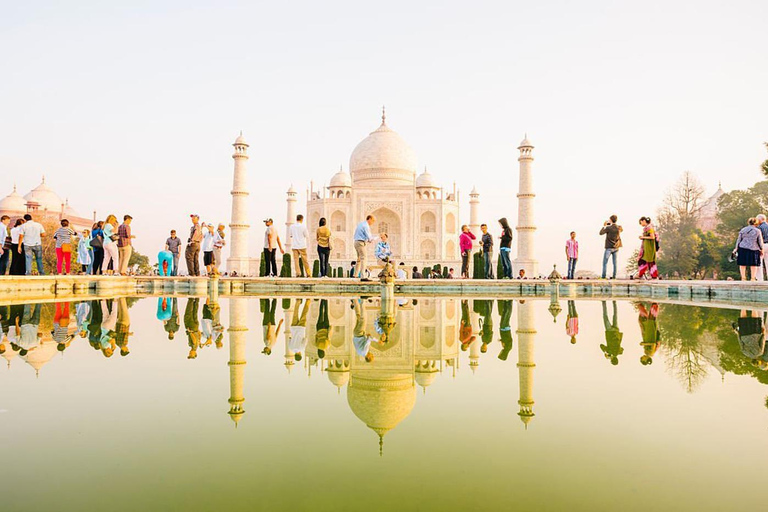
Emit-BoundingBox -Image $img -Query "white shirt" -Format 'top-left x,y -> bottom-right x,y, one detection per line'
10,226 -> 22,244
213,231 -> 225,249
289,223 -> 309,250
289,325 -> 307,353
396,269 -> 407,280
201,230 -> 214,252
21,220 -> 45,246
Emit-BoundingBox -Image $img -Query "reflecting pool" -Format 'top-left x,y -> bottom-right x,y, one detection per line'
1,296 -> 767,511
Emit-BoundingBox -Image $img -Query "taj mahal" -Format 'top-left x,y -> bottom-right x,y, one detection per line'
227,109 -> 539,276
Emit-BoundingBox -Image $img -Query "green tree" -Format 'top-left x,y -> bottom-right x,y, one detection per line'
761,142 -> 768,177
280,253 -> 292,277
656,172 -> 706,278
128,250 -> 151,274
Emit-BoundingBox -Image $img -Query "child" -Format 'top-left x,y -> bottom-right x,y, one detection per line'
375,233 -> 392,265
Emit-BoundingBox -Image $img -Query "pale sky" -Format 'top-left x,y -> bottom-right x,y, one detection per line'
2,0 -> 766,273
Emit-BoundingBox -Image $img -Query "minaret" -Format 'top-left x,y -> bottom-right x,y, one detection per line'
227,133 -> 251,276
469,186 -> 480,240
516,299 -> 536,428
285,185 -> 298,252
227,298 -> 248,427
514,136 -> 538,277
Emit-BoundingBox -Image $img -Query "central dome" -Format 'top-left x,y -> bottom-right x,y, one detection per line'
23,177 -> 64,212
349,113 -> 418,186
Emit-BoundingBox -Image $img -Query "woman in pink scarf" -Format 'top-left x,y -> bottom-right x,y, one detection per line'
459,225 -> 476,279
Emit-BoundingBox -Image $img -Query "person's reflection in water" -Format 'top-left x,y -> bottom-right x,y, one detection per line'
565,301 -> 579,344
261,298 -> 283,355
733,309 -> 766,362
210,299 -> 223,349
18,303 -> 42,356
86,300 -> 103,352
497,300 -> 514,360
164,298 -> 180,341
315,299 -> 330,359
201,300 -> 214,349
75,301 -> 90,340
353,298 -> 380,362
184,298 -> 201,359
600,301 -> 624,365
52,302 -> 74,352
288,298 -> 310,362
637,302 -> 660,366
475,299 -> 494,354
459,300 -> 476,352
99,300 -> 118,358
6,304 -> 23,356
115,297 -> 132,357
0,305 -> 9,356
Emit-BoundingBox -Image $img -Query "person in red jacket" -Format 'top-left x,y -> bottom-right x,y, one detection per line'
459,225 -> 476,278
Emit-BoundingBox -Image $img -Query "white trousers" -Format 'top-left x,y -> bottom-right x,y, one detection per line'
758,253 -> 768,281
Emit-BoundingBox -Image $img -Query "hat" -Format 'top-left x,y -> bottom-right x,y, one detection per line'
264,218 -> 273,223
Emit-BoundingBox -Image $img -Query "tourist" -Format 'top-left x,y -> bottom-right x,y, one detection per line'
158,248 -> 173,276
459,225 -> 476,278
353,298 -> 375,362
448,268 -> 455,279
202,223 -> 216,276
412,266 -> 423,279
52,302 -> 74,352
599,215 -> 623,279
164,230 -> 181,277
637,303 -> 660,365
498,218 -> 513,279
734,217 -> 765,281
396,262 -> 407,280
53,219 -> 76,275
261,298 -> 282,355
635,217 -> 659,280
349,261 -> 357,278
480,224 -> 494,279
99,299 -> 118,358
213,224 -> 226,273
164,298 -> 180,340
757,214 -> 768,280
498,300 -> 513,360
77,229 -> 93,274
565,231 -> 579,279
90,221 -> 105,275
101,215 -> 119,275
459,301 -> 476,351
18,303 -> 42,356
185,214 -> 203,277
477,299 -> 493,354
315,299 -> 330,359
353,215 -> 376,282
117,215 -> 135,276
19,214 -> 46,275
316,217 -> 331,277
263,218 -> 283,278
9,219 -> 25,276
518,269 -> 526,279
375,232 -> 392,265
733,309 -> 766,361
565,301 -> 578,344
184,297 -> 201,359
0,215 -> 10,275
600,301 -> 624,365
288,298 -> 309,361
289,214 -> 311,278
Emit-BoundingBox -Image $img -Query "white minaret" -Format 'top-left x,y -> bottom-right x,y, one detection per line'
469,186 -> 481,240
516,299 -> 536,428
227,298 -> 248,427
514,135 -> 538,277
285,185 -> 298,252
227,133 -> 250,276
283,300 -> 295,373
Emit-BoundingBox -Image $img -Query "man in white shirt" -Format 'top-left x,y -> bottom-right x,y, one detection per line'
288,214 -> 311,277
287,299 -> 309,361
18,214 -> 46,275
395,262 -> 407,280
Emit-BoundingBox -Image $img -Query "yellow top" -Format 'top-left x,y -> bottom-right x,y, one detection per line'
316,226 -> 331,248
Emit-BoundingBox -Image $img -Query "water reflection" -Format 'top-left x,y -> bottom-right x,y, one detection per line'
3,295 -> 768,445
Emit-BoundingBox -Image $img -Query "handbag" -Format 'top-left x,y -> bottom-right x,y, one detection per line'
90,235 -> 103,248
61,243 -> 72,254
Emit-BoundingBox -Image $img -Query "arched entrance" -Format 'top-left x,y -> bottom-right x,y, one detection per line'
369,207 -> 401,259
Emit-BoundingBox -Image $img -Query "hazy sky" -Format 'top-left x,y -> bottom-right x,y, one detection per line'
2,0 -> 766,273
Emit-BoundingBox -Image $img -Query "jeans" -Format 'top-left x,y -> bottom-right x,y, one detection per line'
602,248 -> 618,278
171,252 -> 179,276
25,245 -> 44,275
263,248 -> 277,276
92,247 -> 104,275
0,248 -> 9,275
317,246 -> 330,277
567,258 -> 577,279
461,251 -> 470,278
499,248 -> 512,278
484,251 -> 493,279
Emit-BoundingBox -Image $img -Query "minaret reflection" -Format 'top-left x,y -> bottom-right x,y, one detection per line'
283,299 -> 294,373
227,298 -> 248,427
516,299 -> 536,428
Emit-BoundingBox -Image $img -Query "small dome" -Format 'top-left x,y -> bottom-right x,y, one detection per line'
62,199 -> 80,219
0,185 -> 26,212
415,371 -> 437,389
518,135 -> 533,148
21,340 -> 58,374
327,369 -> 350,388
470,186 -> 479,196
330,166 -> 352,188
23,177 -> 64,212
349,111 -> 418,186
415,168 -> 436,189
234,132 -> 248,146
287,184 -> 297,195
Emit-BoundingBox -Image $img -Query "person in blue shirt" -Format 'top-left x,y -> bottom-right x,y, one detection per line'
353,215 -> 375,281
374,233 -> 392,265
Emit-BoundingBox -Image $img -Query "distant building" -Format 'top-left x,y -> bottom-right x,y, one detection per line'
0,176 -> 95,232
697,183 -> 725,232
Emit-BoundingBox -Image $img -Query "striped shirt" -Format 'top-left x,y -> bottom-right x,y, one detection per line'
53,227 -> 75,248
565,239 -> 579,259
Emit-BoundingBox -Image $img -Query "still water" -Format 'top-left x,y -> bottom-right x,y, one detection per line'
1,295 -> 767,511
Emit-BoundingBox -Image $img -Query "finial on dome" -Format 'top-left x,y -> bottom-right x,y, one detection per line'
42,175 -> 46,184
379,434 -> 384,456
12,183 -> 16,193
381,105 -> 386,125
